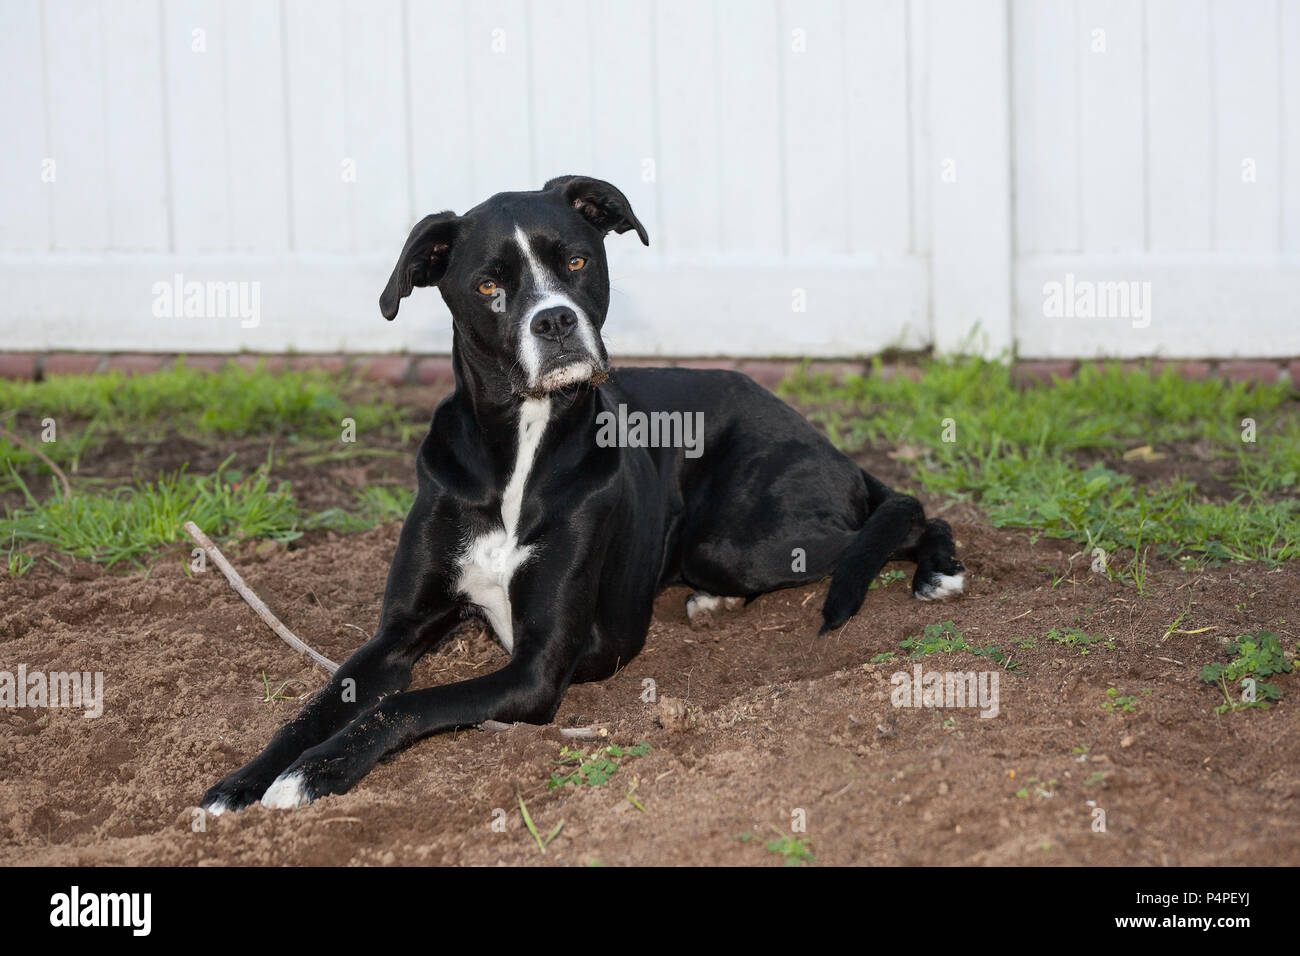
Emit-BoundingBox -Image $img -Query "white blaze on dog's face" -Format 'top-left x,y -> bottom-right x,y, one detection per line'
511,225 -> 604,394
379,176 -> 649,398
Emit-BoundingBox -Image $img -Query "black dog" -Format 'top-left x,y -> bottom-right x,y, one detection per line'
201,176 -> 964,812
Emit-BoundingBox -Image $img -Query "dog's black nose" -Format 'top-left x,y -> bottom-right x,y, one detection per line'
530,306 -> 577,342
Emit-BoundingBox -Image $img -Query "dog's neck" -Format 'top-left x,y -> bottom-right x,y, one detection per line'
448,329 -> 600,479
450,330 -> 519,435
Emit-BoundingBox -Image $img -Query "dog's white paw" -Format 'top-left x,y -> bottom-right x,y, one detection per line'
260,771 -> 312,810
686,592 -> 719,621
202,798 -> 230,817
686,592 -> 744,628
914,571 -> 965,601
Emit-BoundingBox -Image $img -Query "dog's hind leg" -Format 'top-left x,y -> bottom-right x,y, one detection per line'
910,517 -> 966,601
819,464 -> 966,631
819,492 -> 925,634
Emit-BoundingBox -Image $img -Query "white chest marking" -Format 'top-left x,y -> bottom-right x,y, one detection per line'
456,397 -> 550,653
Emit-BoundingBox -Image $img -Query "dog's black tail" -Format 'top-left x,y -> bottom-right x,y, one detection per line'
818,471 -> 964,634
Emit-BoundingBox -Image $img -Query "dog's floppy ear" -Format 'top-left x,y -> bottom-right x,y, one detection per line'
544,175 -> 649,246
379,212 -> 459,320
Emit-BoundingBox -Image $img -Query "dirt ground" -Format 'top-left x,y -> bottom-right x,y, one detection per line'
3,508 -> 1298,865
1,382 -> 1297,866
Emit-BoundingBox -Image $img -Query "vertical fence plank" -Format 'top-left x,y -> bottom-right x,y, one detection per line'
164,0 -> 232,252
345,0 -> 410,253
908,0 -> 930,257
465,0 -> 533,196
1284,0 -> 1300,252
929,0 -> 1013,354
781,0 -> 849,256
284,0 -> 349,253
1011,0 -> 1079,256
653,0 -> 721,256
716,0 -> 782,256
528,0 -> 594,184
46,0 -> 110,251
407,0 -> 474,216
1077,0 -> 1145,253
225,0 -> 290,253
844,0 -> 911,257
588,0 -> 659,247
102,0 -> 168,251
1212,0 -> 1280,252
1146,0 -> 1212,251
0,0 -> 50,252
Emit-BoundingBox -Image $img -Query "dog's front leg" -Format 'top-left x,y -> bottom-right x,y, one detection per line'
260,560 -> 601,809
201,498 -> 463,813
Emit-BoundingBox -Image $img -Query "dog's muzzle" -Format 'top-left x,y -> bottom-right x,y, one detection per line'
520,301 -> 608,395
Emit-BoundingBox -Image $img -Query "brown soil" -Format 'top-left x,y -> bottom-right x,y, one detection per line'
2,493 -> 1297,866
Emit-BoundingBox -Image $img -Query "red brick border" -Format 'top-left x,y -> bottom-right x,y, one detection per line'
0,352 -> 40,380
0,353 -> 1295,387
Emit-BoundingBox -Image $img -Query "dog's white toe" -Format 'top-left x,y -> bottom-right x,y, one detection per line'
202,799 -> 230,817
915,571 -> 966,601
260,771 -> 311,810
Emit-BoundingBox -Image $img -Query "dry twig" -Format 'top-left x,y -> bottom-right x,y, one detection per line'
183,521 -> 339,674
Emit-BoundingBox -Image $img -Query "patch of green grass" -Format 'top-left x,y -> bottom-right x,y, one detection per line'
306,484 -> 416,533
1015,776 -> 1058,799
763,833 -> 815,866
1,365 -> 424,566
1199,630 -> 1295,714
0,457 -> 300,567
0,361 -> 407,488
1101,687 -> 1150,713
1044,626 -> 1115,656
898,620 -> 1020,670
0,359 -> 402,439
869,568 -> 907,590
780,358 -> 1300,571
5,533 -> 34,578
900,620 -> 968,658
546,741 -> 651,790
740,829 -> 816,866
969,644 -> 1022,671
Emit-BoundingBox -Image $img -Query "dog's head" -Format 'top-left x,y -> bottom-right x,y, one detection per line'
380,176 -> 648,397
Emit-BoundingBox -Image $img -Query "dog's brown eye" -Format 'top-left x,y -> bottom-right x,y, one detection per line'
477,280 -> 496,295
568,256 -> 586,272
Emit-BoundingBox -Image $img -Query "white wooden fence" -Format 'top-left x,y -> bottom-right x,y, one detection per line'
2,0 -> 1297,359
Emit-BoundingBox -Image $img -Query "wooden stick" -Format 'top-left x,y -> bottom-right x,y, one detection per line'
480,719 -> 608,740
0,426 -> 72,499
183,521 -> 339,674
